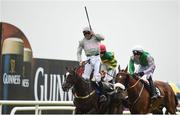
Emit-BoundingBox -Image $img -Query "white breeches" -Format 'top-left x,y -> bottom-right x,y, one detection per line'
100,64 -> 116,82
104,69 -> 116,82
82,55 -> 101,82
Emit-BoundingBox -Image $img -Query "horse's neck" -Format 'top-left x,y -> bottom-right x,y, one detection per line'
128,76 -> 142,98
74,78 -> 92,96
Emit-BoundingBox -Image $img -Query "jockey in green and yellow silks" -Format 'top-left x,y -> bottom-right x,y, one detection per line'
128,45 -> 160,99
99,44 -> 117,83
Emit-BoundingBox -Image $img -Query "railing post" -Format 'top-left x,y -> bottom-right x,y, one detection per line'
35,105 -> 39,115
0,104 -> 2,115
39,109 -> 42,115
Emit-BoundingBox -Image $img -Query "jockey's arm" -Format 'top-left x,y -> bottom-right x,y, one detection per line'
143,55 -> 156,74
77,41 -> 83,62
95,34 -> 105,41
129,57 -> 135,75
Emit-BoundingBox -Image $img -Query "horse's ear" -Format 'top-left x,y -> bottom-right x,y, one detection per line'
118,65 -> 121,72
125,65 -> 128,72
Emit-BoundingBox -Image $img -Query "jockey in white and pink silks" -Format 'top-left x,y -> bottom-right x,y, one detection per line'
77,27 -> 107,102
77,27 -> 104,82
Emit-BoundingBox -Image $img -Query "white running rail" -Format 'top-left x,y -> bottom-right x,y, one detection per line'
0,100 -> 74,115
10,106 -> 75,115
0,100 -> 179,114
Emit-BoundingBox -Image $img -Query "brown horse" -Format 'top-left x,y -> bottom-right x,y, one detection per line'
62,65 -> 124,114
115,66 -> 178,114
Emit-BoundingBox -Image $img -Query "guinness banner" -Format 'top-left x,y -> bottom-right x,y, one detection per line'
2,38 -> 24,100
0,22 -> 78,114
32,58 -> 78,101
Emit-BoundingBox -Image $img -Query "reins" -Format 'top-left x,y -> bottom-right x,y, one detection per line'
122,74 -> 145,109
74,90 -> 96,99
130,83 -> 144,107
128,78 -> 141,89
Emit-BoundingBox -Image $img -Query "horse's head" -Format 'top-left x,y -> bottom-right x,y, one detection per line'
115,65 -> 130,89
62,66 -> 84,92
115,65 -> 142,90
62,68 -> 76,92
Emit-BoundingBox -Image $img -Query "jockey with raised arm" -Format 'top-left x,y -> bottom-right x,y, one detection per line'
99,44 -> 117,83
77,27 -> 106,102
128,45 -> 159,99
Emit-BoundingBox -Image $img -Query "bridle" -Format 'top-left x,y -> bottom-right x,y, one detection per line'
74,90 -> 96,99
118,72 -> 144,108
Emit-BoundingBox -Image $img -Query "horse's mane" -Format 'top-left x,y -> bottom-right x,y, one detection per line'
132,75 -> 140,80
66,66 -> 83,77
75,66 -> 84,77
67,66 -> 91,85
119,70 -> 140,81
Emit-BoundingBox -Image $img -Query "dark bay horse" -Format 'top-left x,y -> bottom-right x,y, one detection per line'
115,66 -> 178,114
62,65 -> 124,114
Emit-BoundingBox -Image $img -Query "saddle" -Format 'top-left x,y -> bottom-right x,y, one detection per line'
139,79 -> 161,97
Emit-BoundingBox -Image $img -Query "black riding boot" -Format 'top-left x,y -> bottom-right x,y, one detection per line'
97,81 -> 107,102
148,76 -> 158,99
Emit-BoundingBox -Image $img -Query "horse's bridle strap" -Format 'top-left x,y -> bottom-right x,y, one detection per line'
129,83 -> 144,110
132,84 -> 144,105
74,90 -> 95,99
128,78 -> 141,89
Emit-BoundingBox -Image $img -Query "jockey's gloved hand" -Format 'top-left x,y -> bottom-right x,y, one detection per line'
79,61 -> 86,66
137,72 -> 144,77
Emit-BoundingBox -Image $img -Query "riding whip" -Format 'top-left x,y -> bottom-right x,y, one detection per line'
84,6 -> 92,31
